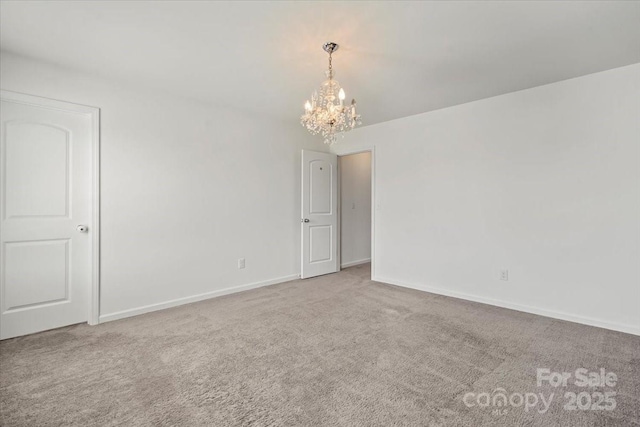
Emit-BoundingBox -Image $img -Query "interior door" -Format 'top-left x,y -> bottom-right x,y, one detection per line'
301,150 -> 338,278
0,92 -> 93,339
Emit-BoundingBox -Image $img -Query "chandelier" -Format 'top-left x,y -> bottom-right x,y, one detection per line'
301,42 -> 361,144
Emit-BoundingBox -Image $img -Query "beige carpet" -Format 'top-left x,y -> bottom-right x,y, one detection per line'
1,264 -> 639,426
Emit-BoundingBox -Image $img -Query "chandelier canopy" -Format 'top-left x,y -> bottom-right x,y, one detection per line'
301,42 -> 361,144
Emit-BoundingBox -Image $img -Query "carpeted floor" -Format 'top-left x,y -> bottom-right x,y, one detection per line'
1,264 -> 639,426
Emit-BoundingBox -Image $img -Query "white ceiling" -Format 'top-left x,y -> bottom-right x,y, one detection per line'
1,1 -> 639,126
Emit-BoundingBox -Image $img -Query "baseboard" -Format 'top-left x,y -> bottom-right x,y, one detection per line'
374,276 -> 640,336
98,274 -> 299,323
341,258 -> 371,268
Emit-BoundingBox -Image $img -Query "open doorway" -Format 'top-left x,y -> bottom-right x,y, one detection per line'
338,151 -> 373,279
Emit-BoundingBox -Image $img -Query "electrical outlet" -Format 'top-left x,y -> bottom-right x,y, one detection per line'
500,269 -> 509,281
238,258 -> 245,269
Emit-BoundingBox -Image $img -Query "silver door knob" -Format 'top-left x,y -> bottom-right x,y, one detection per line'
301,218 -> 310,223
77,225 -> 89,233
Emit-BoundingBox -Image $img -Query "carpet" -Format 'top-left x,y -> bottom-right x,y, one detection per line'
1,264 -> 639,426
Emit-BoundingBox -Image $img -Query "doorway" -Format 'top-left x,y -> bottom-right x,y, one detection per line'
0,91 -> 100,339
338,150 -> 373,278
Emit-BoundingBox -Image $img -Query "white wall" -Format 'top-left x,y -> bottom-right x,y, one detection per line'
332,64 -> 640,335
339,152 -> 371,267
0,51 -> 324,321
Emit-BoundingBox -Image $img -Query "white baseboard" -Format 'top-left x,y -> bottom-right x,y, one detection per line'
99,274 -> 299,323
374,276 -> 640,337
341,258 -> 371,268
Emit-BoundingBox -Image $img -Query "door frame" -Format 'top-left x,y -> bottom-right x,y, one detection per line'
336,147 -> 376,279
1,90 -> 101,325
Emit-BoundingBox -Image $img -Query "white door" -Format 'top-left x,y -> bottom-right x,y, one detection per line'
301,150 -> 338,278
0,92 -> 97,339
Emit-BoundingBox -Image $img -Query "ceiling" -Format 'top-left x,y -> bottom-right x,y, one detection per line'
1,1 -> 639,126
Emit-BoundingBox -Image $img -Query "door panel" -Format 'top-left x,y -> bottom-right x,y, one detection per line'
309,160 -> 332,214
1,94 -> 93,339
5,122 -> 69,218
309,225 -> 332,263
301,150 -> 338,278
4,239 -> 69,310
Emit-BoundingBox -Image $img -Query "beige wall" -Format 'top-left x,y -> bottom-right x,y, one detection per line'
0,51 -> 326,321
332,64 -> 640,335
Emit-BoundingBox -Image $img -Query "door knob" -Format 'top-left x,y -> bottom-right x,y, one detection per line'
301,218 -> 310,223
77,225 -> 89,233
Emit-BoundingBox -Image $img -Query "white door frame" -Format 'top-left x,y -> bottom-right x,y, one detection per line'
1,90 -> 101,325
336,147 -> 376,280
